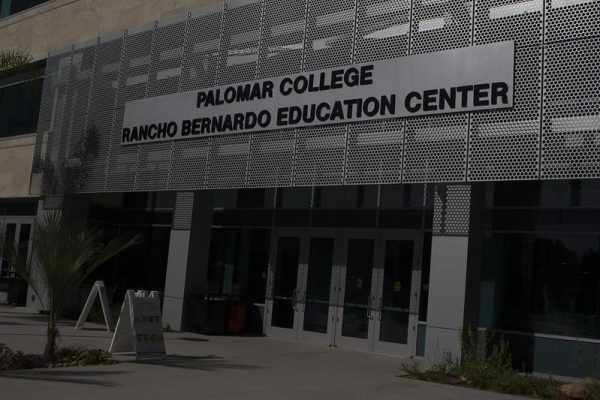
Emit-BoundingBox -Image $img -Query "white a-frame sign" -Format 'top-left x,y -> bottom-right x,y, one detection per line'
109,290 -> 166,360
75,281 -> 114,331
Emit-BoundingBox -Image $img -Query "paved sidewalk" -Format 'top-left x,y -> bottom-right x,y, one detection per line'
0,306 -> 524,400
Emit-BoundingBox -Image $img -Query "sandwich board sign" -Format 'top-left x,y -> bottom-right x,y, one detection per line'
75,281 -> 114,332
109,290 -> 166,360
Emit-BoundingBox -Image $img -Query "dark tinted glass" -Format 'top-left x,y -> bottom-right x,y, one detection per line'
493,181 -> 540,207
10,0 -> 49,14
0,224 -> 16,279
236,189 -> 266,208
481,233 -> 600,339
378,240 -> 413,344
271,237 -> 301,329
0,78 -> 43,137
275,187 -> 312,208
419,232 -> 432,321
341,239 -> 374,339
303,238 -> 335,333
378,210 -> 422,229
207,228 -> 270,302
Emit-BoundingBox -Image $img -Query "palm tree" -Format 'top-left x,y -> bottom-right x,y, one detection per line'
2,211 -> 141,359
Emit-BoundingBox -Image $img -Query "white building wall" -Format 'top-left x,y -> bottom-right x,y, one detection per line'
0,0 -> 221,61
424,184 -> 472,362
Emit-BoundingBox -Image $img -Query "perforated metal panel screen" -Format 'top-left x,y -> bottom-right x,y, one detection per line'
32,0 -> 600,194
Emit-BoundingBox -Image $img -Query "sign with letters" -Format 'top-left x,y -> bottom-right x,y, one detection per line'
121,41 -> 514,145
109,290 -> 166,360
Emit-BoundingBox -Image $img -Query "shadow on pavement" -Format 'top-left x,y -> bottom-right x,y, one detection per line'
0,332 -> 110,339
0,314 -> 50,323
0,369 -> 131,387
178,337 -> 210,342
131,354 -> 265,372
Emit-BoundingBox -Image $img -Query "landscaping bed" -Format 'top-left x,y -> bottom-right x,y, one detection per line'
0,343 -> 116,370
403,332 -> 600,400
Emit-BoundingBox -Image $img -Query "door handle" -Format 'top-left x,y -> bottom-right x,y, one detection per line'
298,290 -> 306,312
376,297 -> 382,321
292,289 -> 297,311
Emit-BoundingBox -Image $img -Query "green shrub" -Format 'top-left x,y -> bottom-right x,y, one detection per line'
54,345 -> 113,366
403,353 -> 461,384
0,344 -> 45,370
0,343 -> 114,370
584,379 -> 600,400
402,329 -> 563,399
459,329 -> 513,390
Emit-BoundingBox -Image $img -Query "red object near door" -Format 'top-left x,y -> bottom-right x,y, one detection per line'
227,303 -> 247,334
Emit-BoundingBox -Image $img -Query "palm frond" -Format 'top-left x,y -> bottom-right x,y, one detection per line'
0,50 -> 33,79
0,210 -> 142,312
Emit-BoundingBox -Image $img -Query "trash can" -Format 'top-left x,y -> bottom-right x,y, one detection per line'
187,294 -> 229,334
227,302 -> 247,334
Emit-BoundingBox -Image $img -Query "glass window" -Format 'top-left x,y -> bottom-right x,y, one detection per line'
89,225 -> 169,295
314,186 -> 378,209
123,193 -> 152,209
154,192 -> 176,209
213,189 -> 237,209
236,189 -> 266,208
275,187 -> 312,209
419,232 -> 432,322
0,201 -> 37,216
0,0 -> 9,18
380,184 -> 425,208
0,223 -> 16,280
0,78 -> 43,137
493,181 -> 540,207
480,232 -> 600,339
207,228 -> 270,303
9,0 -> 49,14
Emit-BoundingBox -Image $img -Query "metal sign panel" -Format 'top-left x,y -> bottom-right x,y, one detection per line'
121,41 -> 514,145
109,290 -> 166,359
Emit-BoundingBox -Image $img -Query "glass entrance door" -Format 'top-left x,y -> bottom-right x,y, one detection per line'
333,235 -> 377,351
372,236 -> 419,355
332,231 -> 421,356
297,236 -> 338,345
265,236 -> 303,340
265,230 -> 339,344
265,229 -> 421,357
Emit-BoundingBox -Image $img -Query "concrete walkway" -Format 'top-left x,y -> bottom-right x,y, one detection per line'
0,306 -> 524,400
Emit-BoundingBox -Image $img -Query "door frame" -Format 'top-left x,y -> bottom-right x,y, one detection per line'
0,216 -> 35,280
371,230 -> 423,356
332,229 -> 380,352
264,228 -> 342,346
264,227 -> 424,358
264,229 -> 305,341
296,229 -> 342,346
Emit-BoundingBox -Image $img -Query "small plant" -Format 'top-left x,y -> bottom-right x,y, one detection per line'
0,50 -> 33,79
0,344 -> 45,370
51,346 -> 114,367
403,328 -> 563,399
403,352 -> 461,384
0,344 -> 115,370
459,328 -> 513,390
584,379 -> 600,400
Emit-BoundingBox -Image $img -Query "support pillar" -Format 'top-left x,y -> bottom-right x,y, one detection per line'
424,184 -> 472,362
162,191 -> 213,331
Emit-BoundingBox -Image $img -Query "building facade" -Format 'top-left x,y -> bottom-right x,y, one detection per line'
0,0 -> 599,378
